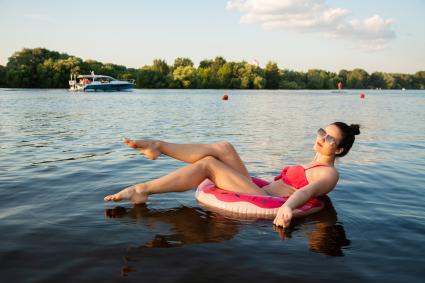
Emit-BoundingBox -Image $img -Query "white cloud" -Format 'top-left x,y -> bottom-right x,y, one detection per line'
226,0 -> 396,51
349,15 -> 395,40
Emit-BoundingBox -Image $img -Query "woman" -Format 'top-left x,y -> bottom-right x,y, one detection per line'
104,122 -> 360,227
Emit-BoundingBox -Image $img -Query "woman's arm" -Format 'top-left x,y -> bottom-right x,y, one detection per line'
273,169 -> 339,227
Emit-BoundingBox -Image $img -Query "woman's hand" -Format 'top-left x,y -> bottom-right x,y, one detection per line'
273,205 -> 293,227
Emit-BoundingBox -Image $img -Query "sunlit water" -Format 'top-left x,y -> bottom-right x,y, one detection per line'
0,88 -> 424,282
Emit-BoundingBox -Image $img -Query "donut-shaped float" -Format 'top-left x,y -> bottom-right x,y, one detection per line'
195,177 -> 324,219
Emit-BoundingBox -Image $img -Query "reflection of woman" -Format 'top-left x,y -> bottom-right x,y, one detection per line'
275,196 -> 351,256
308,223 -> 351,256
105,205 -> 240,247
104,122 -> 360,228
106,197 -> 350,258
106,205 -> 240,276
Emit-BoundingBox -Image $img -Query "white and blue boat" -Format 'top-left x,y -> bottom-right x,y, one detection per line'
69,73 -> 134,92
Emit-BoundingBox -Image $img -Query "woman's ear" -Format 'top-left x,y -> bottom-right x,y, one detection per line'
335,147 -> 344,155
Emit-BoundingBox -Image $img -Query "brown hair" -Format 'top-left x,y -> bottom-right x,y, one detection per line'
332,122 -> 360,157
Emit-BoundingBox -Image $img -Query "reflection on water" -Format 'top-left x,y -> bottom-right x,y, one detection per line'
269,196 -> 350,257
105,196 -> 350,276
1,89 -> 424,282
105,205 -> 240,276
105,205 -> 240,246
302,197 -> 351,256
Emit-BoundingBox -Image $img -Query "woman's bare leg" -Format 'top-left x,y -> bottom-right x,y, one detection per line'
104,156 -> 267,204
124,138 -> 250,177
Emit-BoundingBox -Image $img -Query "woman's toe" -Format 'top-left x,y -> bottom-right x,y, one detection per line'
105,194 -> 117,202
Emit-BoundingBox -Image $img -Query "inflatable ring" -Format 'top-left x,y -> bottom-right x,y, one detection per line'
195,177 -> 324,219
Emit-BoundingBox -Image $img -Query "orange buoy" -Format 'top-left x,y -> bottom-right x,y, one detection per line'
360,93 -> 365,99
222,94 -> 229,100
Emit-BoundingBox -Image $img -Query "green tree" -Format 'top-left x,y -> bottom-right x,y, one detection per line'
338,69 -> 349,88
0,65 -> 6,87
319,70 -> 331,89
120,68 -> 138,82
136,68 -> 155,88
35,56 -> 82,88
54,57 -> 83,87
172,66 -> 197,88
197,66 -> 216,88
217,63 -> 235,88
152,59 -> 170,75
100,63 -> 127,78
197,57 -> 228,88
368,72 -> 386,89
211,56 -> 227,72
173,57 -> 194,69
82,59 -> 103,75
199,59 -> 213,69
265,61 -> 280,89
383,73 -> 396,89
392,73 -> 412,89
307,69 -> 325,89
236,62 -> 266,89
253,75 -> 266,89
137,66 -> 170,88
413,71 -> 425,89
328,72 -> 339,89
136,59 -> 171,88
2,47 -> 424,90
280,70 -> 306,89
6,48 -> 66,87
347,69 -> 369,89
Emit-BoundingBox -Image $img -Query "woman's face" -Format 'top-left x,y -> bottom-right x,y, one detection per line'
314,124 -> 344,156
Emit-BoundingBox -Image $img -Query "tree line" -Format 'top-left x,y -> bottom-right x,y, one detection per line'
0,48 -> 424,89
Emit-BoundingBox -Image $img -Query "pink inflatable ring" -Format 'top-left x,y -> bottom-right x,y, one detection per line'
195,177 -> 324,219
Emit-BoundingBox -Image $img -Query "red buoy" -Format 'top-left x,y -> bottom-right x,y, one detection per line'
222,94 -> 229,100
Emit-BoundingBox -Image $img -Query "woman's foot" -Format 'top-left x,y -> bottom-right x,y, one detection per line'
104,185 -> 148,204
124,138 -> 161,160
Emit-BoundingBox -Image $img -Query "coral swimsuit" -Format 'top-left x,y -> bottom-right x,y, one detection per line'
274,164 -> 328,189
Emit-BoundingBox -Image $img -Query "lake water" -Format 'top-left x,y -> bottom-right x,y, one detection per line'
0,88 -> 424,283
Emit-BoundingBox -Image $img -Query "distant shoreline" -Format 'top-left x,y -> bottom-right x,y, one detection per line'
1,48 -> 424,90
1,88 -> 418,92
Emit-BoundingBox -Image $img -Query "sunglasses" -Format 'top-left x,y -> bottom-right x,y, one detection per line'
317,128 -> 337,145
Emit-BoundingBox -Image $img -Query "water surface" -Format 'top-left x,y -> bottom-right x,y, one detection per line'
0,89 -> 424,282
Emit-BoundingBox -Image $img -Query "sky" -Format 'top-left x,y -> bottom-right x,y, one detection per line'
0,0 -> 424,73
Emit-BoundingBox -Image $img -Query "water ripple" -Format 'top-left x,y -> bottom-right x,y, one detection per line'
1,89 -> 424,283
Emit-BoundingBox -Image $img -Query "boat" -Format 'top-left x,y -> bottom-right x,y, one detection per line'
69,73 -> 135,92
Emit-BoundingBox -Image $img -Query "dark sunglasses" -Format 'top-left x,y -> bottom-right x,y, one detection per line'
317,128 -> 337,145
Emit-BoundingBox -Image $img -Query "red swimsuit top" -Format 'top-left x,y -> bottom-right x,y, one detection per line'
274,164 -> 328,189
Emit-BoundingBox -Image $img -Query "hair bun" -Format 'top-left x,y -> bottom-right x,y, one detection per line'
350,124 -> 360,135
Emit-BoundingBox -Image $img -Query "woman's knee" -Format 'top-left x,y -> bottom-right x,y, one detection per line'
199,155 -> 217,164
213,141 -> 236,157
198,156 -> 218,171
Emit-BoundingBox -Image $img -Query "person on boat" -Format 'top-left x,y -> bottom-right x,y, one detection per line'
104,122 -> 360,227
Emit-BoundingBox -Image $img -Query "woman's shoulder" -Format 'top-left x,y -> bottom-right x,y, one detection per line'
303,162 -> 337,171
305,163 -> 339,180
320,165 -> 339,180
